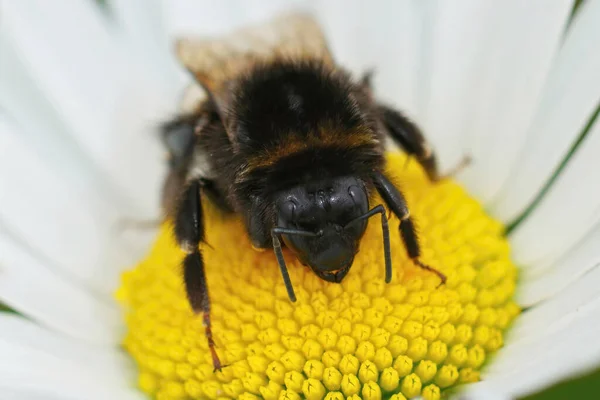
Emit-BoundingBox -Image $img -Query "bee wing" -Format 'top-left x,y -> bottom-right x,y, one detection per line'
175,13 -> 333,95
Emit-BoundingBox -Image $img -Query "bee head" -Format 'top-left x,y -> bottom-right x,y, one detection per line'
274,176 -> 369,283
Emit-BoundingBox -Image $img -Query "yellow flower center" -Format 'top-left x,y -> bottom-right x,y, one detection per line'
118,153 -> 520,400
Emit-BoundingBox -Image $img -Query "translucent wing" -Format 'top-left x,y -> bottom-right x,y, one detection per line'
176,13 -> 333,96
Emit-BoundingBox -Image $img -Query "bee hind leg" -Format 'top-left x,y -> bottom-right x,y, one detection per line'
174,179 -> 224,371
371,171 -> 447,286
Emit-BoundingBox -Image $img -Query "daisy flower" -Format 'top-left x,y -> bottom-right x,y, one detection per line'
1,1 -> 599,399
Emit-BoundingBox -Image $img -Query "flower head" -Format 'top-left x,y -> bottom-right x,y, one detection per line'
119,154 -> 520,399
1,1 -> 600,400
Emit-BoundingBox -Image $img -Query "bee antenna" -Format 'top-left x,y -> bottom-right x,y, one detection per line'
271,228 -> 320,302
344,204 -> 392,283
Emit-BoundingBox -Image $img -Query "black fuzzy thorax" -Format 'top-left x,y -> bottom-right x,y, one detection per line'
231,60 -> 372,151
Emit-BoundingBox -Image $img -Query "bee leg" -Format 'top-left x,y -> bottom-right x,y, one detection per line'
372,171 -> 447,286
379,105 -> 471,181
379,105 -> 441,182
161,114 -> 199,169
174,179 -> 224,371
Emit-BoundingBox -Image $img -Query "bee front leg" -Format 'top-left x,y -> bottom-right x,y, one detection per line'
372,171 -> 446,285
174,179 -> 224,371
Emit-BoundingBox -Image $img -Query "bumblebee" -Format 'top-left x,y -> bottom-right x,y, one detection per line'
162,14 -> 447,370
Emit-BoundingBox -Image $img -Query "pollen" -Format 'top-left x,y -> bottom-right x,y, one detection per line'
118,153 -> 520,399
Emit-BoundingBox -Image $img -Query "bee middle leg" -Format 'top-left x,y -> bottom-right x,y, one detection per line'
379,105 -> 472,183
379,105 -> 441,182
174,179 -> 224,371
372,170 -> 447,285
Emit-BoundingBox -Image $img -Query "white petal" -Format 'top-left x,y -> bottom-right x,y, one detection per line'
164,0 -> 258,36
0,227 -> 122,345
492,0 -> 600,222
164,0 -> 310,36
316,0 -> 423,119
239,0 -> 310,23
458,386 -> 511,400
419,0 -> 496,171
0,349 -> 140,399
468,296 -> 600,398
109,0 -> 169,69
0,36 -> 125,214
0,317 -> 143,400
108,0 -> 188,90
1,0 -> 174,217
511,263 -> 600,342
0,116 -> 149,295
0,314 -> 128,375
510,118 -> 600,271
518,222 -> 600,306
455,0 -> 572,203
1,390 -> 65,400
